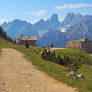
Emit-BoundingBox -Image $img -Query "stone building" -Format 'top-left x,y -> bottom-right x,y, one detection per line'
66,38 -> 92,53
17,36 -> 37,46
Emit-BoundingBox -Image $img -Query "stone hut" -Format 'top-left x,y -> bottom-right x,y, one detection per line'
66,38 -> 92,53
17,36 -> 37,46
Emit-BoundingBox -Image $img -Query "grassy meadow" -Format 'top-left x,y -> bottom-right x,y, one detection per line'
0,38 -> 92,92
54,49 -> 92,65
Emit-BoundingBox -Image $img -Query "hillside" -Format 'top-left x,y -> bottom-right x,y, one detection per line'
0,48 -> 78,92
0,38 -> 92,92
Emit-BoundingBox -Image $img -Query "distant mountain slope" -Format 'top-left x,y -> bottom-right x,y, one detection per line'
37,14 -> 92,47
62,13 -> 75,25
1,13 -> 92,47
62,13 -> 82,26
1,19 -> 28,40
37,30 -> 67,47
1,14 -> 62,40
66,15 -> 92,41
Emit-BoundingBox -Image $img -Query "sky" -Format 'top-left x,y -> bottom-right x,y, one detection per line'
0,0 -> 92,24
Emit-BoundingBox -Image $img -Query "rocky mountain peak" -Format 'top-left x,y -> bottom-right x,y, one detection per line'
62,12 -> 75,25
51,13 -> 58,22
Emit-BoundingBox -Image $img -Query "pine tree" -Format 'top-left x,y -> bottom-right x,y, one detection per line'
72,59 -> 82,72
0,26 -> 14,42
25,41 -> 29,48
51,51 -> 57,62
41,50 -> 46,59
0,27 -> 7,38
50,43 -> 54,48
63,55 -> 70,66
46,49 -> 52,61
56,54 -> 62,64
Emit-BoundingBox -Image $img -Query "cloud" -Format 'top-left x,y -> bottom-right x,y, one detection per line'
0,19 -> 7,24
58,16 -> 63,22
55,4 -> 92,10
28,10 -> 47,16
30,18 -> 47,24
30,19 -> 40,24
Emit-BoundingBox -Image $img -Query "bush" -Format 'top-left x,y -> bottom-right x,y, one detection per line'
25,41 -> 29,48
56,54 -> 62,64
50,43 -> 54,48
0,26 -> 14,42
41,49 -> 82,71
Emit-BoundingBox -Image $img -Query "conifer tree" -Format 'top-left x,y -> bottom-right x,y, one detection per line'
0,26 -> 14,42
51,51 -> 56,62
50,43 -> 54,48
56,54 -> 62,64
41,50 -> 46,59
63,55 -> 70,66
25,41 -> 29,48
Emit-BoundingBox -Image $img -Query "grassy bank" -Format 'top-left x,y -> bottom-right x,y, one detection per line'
0,38 -> 92,92
54,49 -> 92,65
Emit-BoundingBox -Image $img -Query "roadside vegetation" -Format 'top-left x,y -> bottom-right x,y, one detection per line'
41,49 -> 83,72
54,49 -> 92,65
0,26 -> 13,42
0,38 -> 92,92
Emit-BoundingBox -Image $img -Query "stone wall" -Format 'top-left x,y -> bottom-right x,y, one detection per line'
66,40 -> 81,49
66,38 -> 92,53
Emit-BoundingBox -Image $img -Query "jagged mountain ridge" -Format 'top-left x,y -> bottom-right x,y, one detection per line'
1,14 -> 62,40
1,13 -> 92,47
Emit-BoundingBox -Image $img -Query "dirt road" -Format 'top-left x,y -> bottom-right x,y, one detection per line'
50,48 -> 65,51
0,48 -> 78,92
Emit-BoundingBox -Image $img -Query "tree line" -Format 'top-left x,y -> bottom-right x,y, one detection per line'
0,26 -> 13,42
41,49 -> 82,72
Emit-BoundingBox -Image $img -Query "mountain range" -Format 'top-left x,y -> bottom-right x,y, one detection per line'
1,13 -> 92,47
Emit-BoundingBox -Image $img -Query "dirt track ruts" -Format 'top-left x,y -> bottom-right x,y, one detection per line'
0,48 -> 78,92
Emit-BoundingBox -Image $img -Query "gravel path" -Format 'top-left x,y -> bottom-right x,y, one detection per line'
50,48 -> 65,51
0,48 -> 78,92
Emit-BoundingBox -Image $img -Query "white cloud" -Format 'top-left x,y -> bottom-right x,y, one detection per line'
0,20 -> 4,24
0,19 -> 8,24
28,10 -> 47,16
55,4 -> 92,10
30,18 -> 47,24
43,18 -> 47,21
58,16 -> 63,22
60,28 -> 66,32
30,19 -> 40,24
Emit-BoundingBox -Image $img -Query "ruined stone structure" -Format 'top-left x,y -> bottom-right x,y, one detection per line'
17,36 -> 37,46
66,38 -> 92,53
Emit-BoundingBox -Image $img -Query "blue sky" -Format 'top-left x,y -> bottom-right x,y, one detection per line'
0,0 -> 92,24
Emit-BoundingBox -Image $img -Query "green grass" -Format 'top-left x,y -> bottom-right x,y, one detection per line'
0,38 -> 92,92
29,46 -> 44,53
54,49 -> 92,65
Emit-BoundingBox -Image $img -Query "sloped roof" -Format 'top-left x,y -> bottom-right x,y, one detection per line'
18,36 -> 37,40
80,38 -> 87,42
67,38 -> 88,43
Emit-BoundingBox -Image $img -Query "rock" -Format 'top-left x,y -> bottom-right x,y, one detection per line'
66,71 -> 76,77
